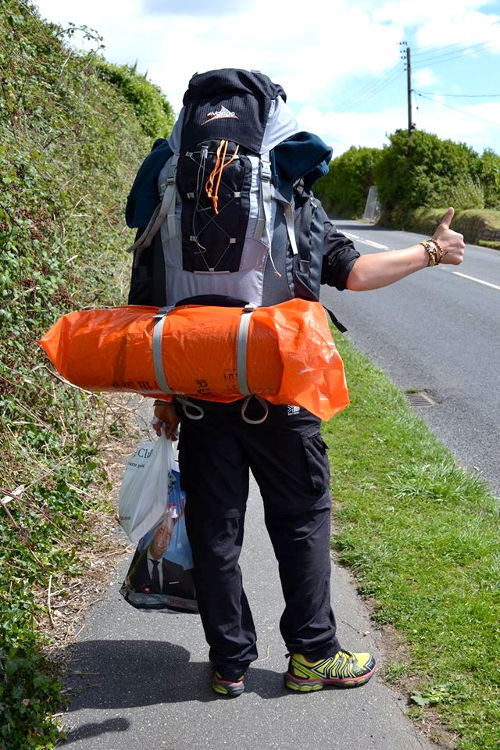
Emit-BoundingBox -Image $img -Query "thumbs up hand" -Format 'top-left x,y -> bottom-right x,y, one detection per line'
432,207 -> 465,265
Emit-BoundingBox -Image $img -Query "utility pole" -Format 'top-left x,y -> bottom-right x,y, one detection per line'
400,41 -> 414,137
406,45 -> 413,137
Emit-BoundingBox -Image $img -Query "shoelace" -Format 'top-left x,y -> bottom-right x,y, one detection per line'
285,649 -> 356,662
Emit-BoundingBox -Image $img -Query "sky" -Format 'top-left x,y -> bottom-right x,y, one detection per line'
35,0 -> 500,158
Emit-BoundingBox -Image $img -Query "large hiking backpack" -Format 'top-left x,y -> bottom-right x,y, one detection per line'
127,68 -> 335,313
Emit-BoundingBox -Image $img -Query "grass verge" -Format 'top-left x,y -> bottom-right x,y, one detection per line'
406,207 -> 500,247
323,335 -> 499,750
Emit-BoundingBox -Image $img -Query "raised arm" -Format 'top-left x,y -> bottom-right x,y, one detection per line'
346,208 -> 465,291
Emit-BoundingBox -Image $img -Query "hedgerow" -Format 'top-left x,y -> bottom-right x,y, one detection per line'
0,1 -> 171,746
95,59 -> 176,138
314,146 -> 381,217
314,129 -> 500,226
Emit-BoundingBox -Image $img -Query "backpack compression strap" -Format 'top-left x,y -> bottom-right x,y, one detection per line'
254,153 -> 272,244
127,155 -> 179,255
152,307 -> 176,395
152,304 -> 269,423
237,305 -> 269,424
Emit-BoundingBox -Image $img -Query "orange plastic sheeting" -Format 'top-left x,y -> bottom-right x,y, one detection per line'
39,299 -> 349,421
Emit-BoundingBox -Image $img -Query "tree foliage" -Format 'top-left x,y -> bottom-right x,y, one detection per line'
374,129 -> 483,223
315,146 -> 381,217
478,149 -> 500,208
315,129 -> 499,226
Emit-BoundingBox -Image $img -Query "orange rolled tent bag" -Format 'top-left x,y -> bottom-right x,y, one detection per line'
39,299 -> 349,421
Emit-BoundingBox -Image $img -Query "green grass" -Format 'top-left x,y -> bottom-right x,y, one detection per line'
409,207 -> 500,246
324,335 -> 499,749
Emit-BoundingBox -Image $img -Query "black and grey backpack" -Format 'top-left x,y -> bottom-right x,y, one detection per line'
127,68 -> 334,314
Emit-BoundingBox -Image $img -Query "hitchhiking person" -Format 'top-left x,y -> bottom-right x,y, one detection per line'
126,68 -> 465,697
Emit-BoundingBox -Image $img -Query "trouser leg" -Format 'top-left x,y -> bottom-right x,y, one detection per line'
177,405 -> 257,678
247,404 -> 340,657
185,510 -> 257,677
264,506 -> 340,658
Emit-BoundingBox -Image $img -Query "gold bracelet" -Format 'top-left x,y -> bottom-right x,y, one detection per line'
432,237 -> 447,261
420,240 -> 441,266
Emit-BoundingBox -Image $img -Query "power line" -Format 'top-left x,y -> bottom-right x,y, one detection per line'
415,91 -> 500,128
418,92 -> 500,98
411,39 -> 496,62
411,42 -> 495,71
333,65 -> 403,112
412,43 -> 495,70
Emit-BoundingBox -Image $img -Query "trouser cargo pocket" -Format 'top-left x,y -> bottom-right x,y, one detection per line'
301,427 -> 330,492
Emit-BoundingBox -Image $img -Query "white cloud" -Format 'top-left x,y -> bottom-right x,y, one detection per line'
375,0 -> 500,49
413,67 -> 438,88
34,0 -> 500,155
297,105 -> 410,155
139,0 -> 248,14
298,99 -> 500,157
412,98 -> 500,153
36,0 -> 406,112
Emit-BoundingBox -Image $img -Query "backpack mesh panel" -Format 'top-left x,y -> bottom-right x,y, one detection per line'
176,141 -> 252,273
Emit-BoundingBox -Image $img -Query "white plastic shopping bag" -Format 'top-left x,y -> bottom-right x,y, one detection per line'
120,463 -> 198,613
118,430 -> 174,544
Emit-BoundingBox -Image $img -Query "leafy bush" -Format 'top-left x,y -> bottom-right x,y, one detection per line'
95,59 -> 175,138
315,146 -> 381,216
449,175 -> 484,211
0,1 -> 172,746
374,129 -> 482,225
479,149 -> 500,209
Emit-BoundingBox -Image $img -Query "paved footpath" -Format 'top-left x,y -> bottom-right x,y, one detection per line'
59,476 -> 437,750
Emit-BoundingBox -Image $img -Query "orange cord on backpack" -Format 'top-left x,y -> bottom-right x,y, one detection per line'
205,139 -> 239,214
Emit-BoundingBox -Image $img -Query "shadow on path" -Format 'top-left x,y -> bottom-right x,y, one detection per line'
58,639 -> 289,712
62,718 -> 130,747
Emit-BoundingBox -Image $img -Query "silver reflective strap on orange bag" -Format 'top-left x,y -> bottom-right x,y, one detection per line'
152,306 -> 176,394
236,304 -> 256,397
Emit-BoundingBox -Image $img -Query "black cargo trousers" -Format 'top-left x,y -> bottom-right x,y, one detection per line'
176,397 -> 341,679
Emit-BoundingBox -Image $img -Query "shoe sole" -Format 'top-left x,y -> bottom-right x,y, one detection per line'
212,679 -> 245,698
284,665 -> 375,692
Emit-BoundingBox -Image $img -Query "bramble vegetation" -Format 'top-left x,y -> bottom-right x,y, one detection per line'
95,59 -> 175,138
0,1 -> 171,746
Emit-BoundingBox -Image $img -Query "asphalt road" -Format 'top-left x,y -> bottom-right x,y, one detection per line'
321,220 -> 500,499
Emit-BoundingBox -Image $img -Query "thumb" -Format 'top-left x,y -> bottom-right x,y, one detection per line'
439,206 -> 454,230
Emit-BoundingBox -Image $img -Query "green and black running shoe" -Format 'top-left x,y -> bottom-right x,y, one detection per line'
284,650 -> 375,692
212,671 -> 245,698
